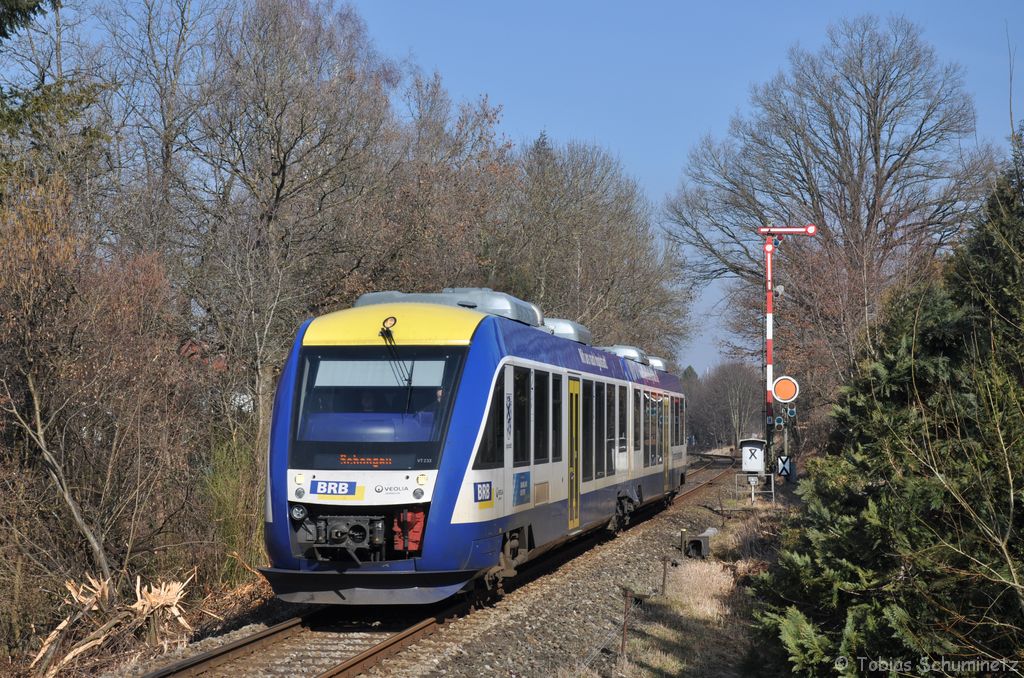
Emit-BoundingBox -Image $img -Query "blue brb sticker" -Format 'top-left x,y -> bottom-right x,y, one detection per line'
513,471 -> 531,506
311,480 -> 357,496
473,481 -> 492,503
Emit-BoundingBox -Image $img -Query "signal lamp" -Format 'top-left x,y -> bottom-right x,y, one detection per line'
413,488 -> 424,499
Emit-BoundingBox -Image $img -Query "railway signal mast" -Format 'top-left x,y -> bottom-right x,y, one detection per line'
757,223 -> 816,457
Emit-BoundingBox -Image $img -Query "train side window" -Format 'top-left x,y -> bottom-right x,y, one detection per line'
595,382 -> 606,478
513,366 -> 530,467
534,370 -> 549,464
652,395 -> 660,464
681,397 -> 686,444
655,396 -> 663,464
633,389 -> 641,460
665,399 -> 671,459
605,383 -> 615,474
677,397 -> 683,445
617,385 -> 627,452
473,370 -> 505,470
552,374 -> 563,461
677,398 -> 684,445
656,398 -> 665,464
582,380 -> 594,481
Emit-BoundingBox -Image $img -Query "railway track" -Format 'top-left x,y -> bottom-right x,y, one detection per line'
676,451 -> 736,502
142,604 -> 461,678
143,453 -> 735,678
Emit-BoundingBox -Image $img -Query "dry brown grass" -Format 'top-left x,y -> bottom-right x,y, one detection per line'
615,559 -> 747,677
716,509 -> 781,561
600,507 -> 784,678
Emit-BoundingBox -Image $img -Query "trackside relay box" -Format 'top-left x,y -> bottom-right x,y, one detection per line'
740,438 -> 767,474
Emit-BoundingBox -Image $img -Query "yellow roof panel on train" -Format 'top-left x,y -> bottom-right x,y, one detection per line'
302,303 -> 486,346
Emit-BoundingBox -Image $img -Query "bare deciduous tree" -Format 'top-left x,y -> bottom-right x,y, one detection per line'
493,135 -> 691,357
666,15 -> 994,390
186,0 -> 398,435
99,0 -> 214,254
684,362 -> 761,450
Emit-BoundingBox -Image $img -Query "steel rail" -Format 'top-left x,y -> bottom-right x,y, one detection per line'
142,607 -> 328,678
314,614 -> 444,678
674,453 -> 736,503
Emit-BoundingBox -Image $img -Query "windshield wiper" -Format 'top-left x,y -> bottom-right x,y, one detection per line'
404,359 -> 415,414
378,323 -> 412,403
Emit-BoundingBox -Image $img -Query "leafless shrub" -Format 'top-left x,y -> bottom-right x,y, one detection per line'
0,176 -> 211,659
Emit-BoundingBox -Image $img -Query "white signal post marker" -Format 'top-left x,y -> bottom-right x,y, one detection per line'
757,224 -> 817,432
757,224 -> 818,236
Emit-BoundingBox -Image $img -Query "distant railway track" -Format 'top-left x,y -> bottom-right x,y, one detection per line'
678,451 -> 736,501
143,453 -> 735,678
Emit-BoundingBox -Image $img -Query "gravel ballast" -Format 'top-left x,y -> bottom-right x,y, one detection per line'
367,487 -> 729,678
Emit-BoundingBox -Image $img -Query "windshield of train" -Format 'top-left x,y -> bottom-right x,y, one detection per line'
290,346 -> 466,470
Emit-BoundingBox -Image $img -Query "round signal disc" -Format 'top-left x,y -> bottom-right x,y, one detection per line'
772,376 -> 800,403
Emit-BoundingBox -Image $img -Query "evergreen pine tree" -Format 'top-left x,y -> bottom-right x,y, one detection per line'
752,137 -> 1024,674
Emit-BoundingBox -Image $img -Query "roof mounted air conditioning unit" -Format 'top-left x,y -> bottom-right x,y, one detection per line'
598,345 -> 650,365
647,356 -> 669,371
543,318 -> 592,344
354,288 -> 543,327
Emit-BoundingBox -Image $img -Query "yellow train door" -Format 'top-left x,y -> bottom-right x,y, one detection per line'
568,377 -> 581,529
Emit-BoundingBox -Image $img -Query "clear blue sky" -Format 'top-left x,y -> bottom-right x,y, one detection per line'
350,0 -> 1024,372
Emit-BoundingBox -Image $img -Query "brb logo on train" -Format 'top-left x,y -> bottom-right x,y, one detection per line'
310,480 -> 365,500
473,481 -> 494,509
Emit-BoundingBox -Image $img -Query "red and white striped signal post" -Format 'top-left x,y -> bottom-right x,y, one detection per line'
757,224 -> 817,443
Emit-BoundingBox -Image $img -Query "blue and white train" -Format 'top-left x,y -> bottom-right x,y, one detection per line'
261,289 -> 687,605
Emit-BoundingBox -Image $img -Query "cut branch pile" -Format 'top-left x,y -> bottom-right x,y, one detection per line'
29,573 -> 194,677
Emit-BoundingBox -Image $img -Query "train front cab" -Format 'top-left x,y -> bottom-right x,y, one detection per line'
261,303 -> 495,605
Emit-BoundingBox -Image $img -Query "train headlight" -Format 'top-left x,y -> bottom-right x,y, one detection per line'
416,474 -> 428,486
413,488 -> 424,499
289,503 -> 308,522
